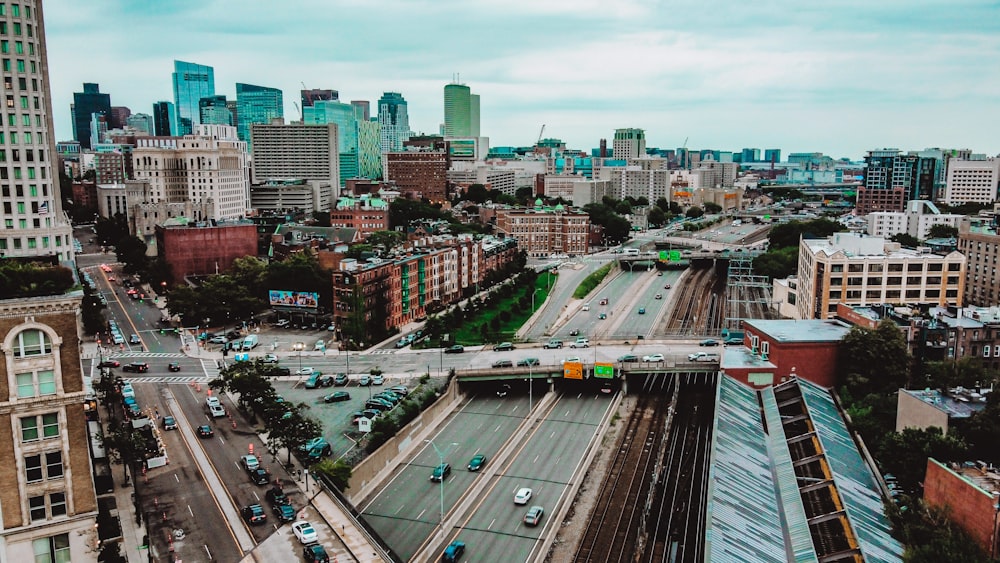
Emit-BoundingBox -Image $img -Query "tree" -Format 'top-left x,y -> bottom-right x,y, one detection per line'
704,202 -> 722,213
839,320 -> 912,395
312,458 -> 352,491
366,231 -> 405,252
614,200 -> 632,215
209,361 -> 276,414
458,183 -> 491,204
924,357 -> 988,390
877,427 -> 967,495
669,201 -> 683,215
310,211 -> 331,227
266,408 -> 322,465
102,423 -> 148,480
751,246 -> 798,280
262,253 -> 332,311
229,256 -> 267,296
115,236 -> 149,276
648,206 -> 666,227
685,206 -> 704,219
767,218 -> 844,250
927,224 -> 958,239
955,392 -> 1000,463
166,275 -> 265,327
890,233 -> 921,248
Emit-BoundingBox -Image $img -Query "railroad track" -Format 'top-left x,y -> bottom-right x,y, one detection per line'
664,267 -> 712,335
572,379 -> 673,563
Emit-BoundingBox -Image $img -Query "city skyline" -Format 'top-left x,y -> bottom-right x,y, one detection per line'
45,0 -> 1000,159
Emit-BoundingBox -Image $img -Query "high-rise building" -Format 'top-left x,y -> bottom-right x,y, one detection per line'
613,128 -> 646,159
377,92 -> 410,154
250,121 -> 339,190
109,106 -> 130,129
1,2 -> 74,262
152,101 -> 176,136
942,158 -> 1000,205
741,148 -> 760,163
443,83 -> 479,138
70,83 -> 110,149
171,60 -> 215,135
126,113 -> 154,135
304,100 -> 358,183
357,119 -> 382,179
198,95 -> 232,126
858,149 -> 937,214
764,149 -> 781,164
384,150 -> 448,202
235,83 -> 283,149
351,100 -> 370,122
301,89 -> 338,109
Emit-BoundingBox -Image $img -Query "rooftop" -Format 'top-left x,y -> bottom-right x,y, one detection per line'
743,319 -> 853,343
899,388 -> 989,419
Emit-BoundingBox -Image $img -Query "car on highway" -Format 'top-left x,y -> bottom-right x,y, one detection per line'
664,284 -> 672,289
98,360 -> 120,368
543,339 -> 563,349
303,543 -> 330,563
600,298 -> 609,305
430,463 -> 452,482
324,391 -> 350,403
492,359 -> 513,368
275,319 -> 290,328
263,354 -> 279,363
569,329 -> 580,336
657,271 -> 663,276
517,358 -> 540,367
292,521 -> 318,544
249,467 -> 270,485
122,362 -> 149,373
128,333 -> 141,345
359,374 -> 372,386
334,373 -> 349,386
724,337 -> 743,346
524,505 -> 545,526
514,487 -> 533,505
296,367 -> 315,376
441,540 -> 466,563
493,342 -> 515,351
272,503 -> 295,523
468,454 -> 487,472
497,384 -> 512,398
638,307 -> 646,315
598,313 -> 607,320
167,362 -> 181,372
618,354 -> 640,363
642,353 -> 665,362
240,455 -> 260,472
444,344 -> 465,354
699,339 -> 720,347
266,366 -> 291,377
196,425 -> 214,438
654,293 -> 662,299
161,416 -> 177,430
570,337 -> 589,348
241,504 -> 267,525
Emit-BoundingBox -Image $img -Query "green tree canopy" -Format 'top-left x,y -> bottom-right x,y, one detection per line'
767,218 -> 845,250
166,275 -> 265,326
839,320 -> 911,394
685,206 -> 704,218
890,233 -> 921,248
366,231 -> 406,252
647,206 -> 666,227
751,246 -> 798,280
877,427 -> 967,495
115,236 -> 149,276
927,224 -> 958,239
704,202 -> 722,213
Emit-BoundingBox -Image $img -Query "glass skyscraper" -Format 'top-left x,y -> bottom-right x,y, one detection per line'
198,95 -> 233,126
235,83 -> 283,149
152,101 -> 176,136
444,83 -> 479,138
71,83 -> 110,149
172,60 -> 215,135
304,100 -> 358,183
378,92 -> 410,153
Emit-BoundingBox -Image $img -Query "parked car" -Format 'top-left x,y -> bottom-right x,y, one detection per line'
468,454 -> 487,471
324,391 -> 350,403
724,337 -> 743,346
299,437 -> 332,460
444,344 -> 465,354
524,505 -> 545,526
359,374 -> 372,386
303,544 -> 330,563
266,487 -> 290,506
161,416 -> 177,430
570,337 -> 589,349
296,367 -> 315,376
493,342 -> 515,351
372,374 -> 384,385
318,375 -> 334,387
334,373 -> 349,386
389,385 -> 408,396
543,340 -> 563,349
292,521 -> 318,544
241,504 -> 267,525
240,455 -> 260,472
272,503 -> 295,523
514,487 -> 533,505
304,373 -> 322,389
249,467 -> 270,485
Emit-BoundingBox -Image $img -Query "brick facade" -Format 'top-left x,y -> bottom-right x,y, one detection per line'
155,223 -> 258,283
924,458 -> 999,556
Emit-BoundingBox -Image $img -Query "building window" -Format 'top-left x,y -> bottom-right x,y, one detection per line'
32,532 -> 70,563
29,495 -> 45,520
16,370 -> 56,398
20,413 -> 58,442
46,451 -> 63,478
12,329 -> 52,357
49,492 -> 66,516
25,454 -> 42,482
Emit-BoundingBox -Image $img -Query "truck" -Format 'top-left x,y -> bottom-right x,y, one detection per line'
688,352 -> 720,362
241,334 -> 259,351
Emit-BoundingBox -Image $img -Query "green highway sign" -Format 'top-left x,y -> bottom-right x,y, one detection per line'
594,363 -> 615,379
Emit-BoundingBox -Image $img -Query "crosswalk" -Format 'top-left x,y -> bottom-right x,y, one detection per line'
107,352 -> 185,359
121,376 -> 208,384
369,349 -> 396,355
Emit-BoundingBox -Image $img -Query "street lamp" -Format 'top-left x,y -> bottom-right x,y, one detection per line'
531,288 -> 541,312
424,439 -> 459,528
527,363 -> 533,417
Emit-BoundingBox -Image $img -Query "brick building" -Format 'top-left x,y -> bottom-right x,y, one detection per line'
384,150 -> 448,202
0,292 -> 99,560
154,220 -> 257,283
330,195 -> 389,241
959,217 -> 1000,307
720,319 -> 852,388
924,458 -> 1000,558
70,181 -> 97,211
494,202 -> 590,257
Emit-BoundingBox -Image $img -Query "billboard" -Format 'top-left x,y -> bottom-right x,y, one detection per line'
563,362 -> 584,380
593,363 -> 615,379
449,139 -> 477,159
268,290 -> 319,309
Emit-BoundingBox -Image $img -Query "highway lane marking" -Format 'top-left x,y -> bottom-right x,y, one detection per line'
394,504 -> 405,515
417,509 -> 426,520
488,518 -> 496,530
174,474 -> 180,483
494,424 -> 501,433
203,545 -> 212,560
188,505 -> 194,517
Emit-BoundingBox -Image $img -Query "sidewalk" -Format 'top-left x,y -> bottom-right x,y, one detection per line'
108,448 -> 150,563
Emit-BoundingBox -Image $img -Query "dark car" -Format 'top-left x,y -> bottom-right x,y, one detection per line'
365,399 -> 392,411
493,342 -> 515,351
724,337 -> 743,346
569,329 -> 580,336
699,339 -> 720,347
492,359 -> 513,368
249,467 -> 270,486
196,425 -> 214,438
241,504 -> 267,525
161,416 -> 177,430
361,409 -> 381,420
468,454 -> 487,471
303,544 -> 330,563
266,366 -> 292,377
517,358 -> 540,367
334,373 -> 349,386
168,362 -> 181,372
122,362 -> 149,373
444,344 -> 464,354
441,540 -> 466,563
497,384 -> 512,398
638,307 -> 646,315
430,463 -> 451,482
318,375 -> 335,387
265,487 -> 290,506
524,505 -> 545,526
617,354 -> 640,363
323,391 -> 350,403
98,360 -> 120,368
272,503 -> 295,523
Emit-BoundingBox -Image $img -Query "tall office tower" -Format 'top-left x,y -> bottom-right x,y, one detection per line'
198,95 -> 232,126
126,113 -> 154,135
351,100 -> 370,122
304,100 -> 358,182
152,100 -> 176,136
378,92 -> 410,153
108,106 -> 130,129
613,128 -> 646,159
300,89 -> 338,119
172,60 -> 215,135
70,83 -> 110,149
357,119 -> 382,179
250,121 -> 339,192
1,1 -> 73,262
858,149 -> 936,214
443,82 -> 477,137
235,83 -> 283,148
741,148 -> 760,163
764,149 -> 781,164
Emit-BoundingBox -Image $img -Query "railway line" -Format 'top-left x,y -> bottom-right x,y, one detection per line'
570,373 -> 717,563
663,264 -> 727,336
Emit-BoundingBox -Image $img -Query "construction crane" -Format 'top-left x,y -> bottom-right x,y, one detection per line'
537,124 -> 546,145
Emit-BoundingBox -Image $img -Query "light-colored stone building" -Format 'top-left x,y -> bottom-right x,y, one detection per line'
866,200 -> 963,239
942,157 -> 1000,205
494,202 -> 590,257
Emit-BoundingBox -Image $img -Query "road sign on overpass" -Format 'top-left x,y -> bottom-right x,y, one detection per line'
594,363 -> 615,379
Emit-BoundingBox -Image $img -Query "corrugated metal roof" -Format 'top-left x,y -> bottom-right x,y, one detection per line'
706,377 -> 788,563
798,379 -> 904,562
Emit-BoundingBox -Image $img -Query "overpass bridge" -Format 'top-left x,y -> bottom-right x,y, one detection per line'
454,361 -> 719,394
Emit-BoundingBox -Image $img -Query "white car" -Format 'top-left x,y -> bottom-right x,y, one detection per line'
642,353 -> 665,362
263,354 -> 279,363
291,520 -> 318,544
372,374 -> 384,385
296,367 -> 315,376
240,455 -> 259,472
514,487 -> 533,505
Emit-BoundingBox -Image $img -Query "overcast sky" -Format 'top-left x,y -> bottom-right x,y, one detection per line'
44,0 -> 1000,160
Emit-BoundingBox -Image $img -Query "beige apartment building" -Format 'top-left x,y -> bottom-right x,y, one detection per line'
796,233 -> 965,319
0,293 -> 99,561
942,158 -> 1000,206
958,217 -> 1000,306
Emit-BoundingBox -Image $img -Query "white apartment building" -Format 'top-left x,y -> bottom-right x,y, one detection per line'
455,158 -> 545,195
795,233 -> 965,320
942,158 -> 1000,205
250,121 -> 339,190
598,166 -> 671,202
131,125 -> 250,222
446,165 -> 515,196
866,200 -> 963,239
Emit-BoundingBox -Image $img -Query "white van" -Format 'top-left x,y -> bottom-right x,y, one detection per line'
624,248 -> 640,256
241,334 -> 259,351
